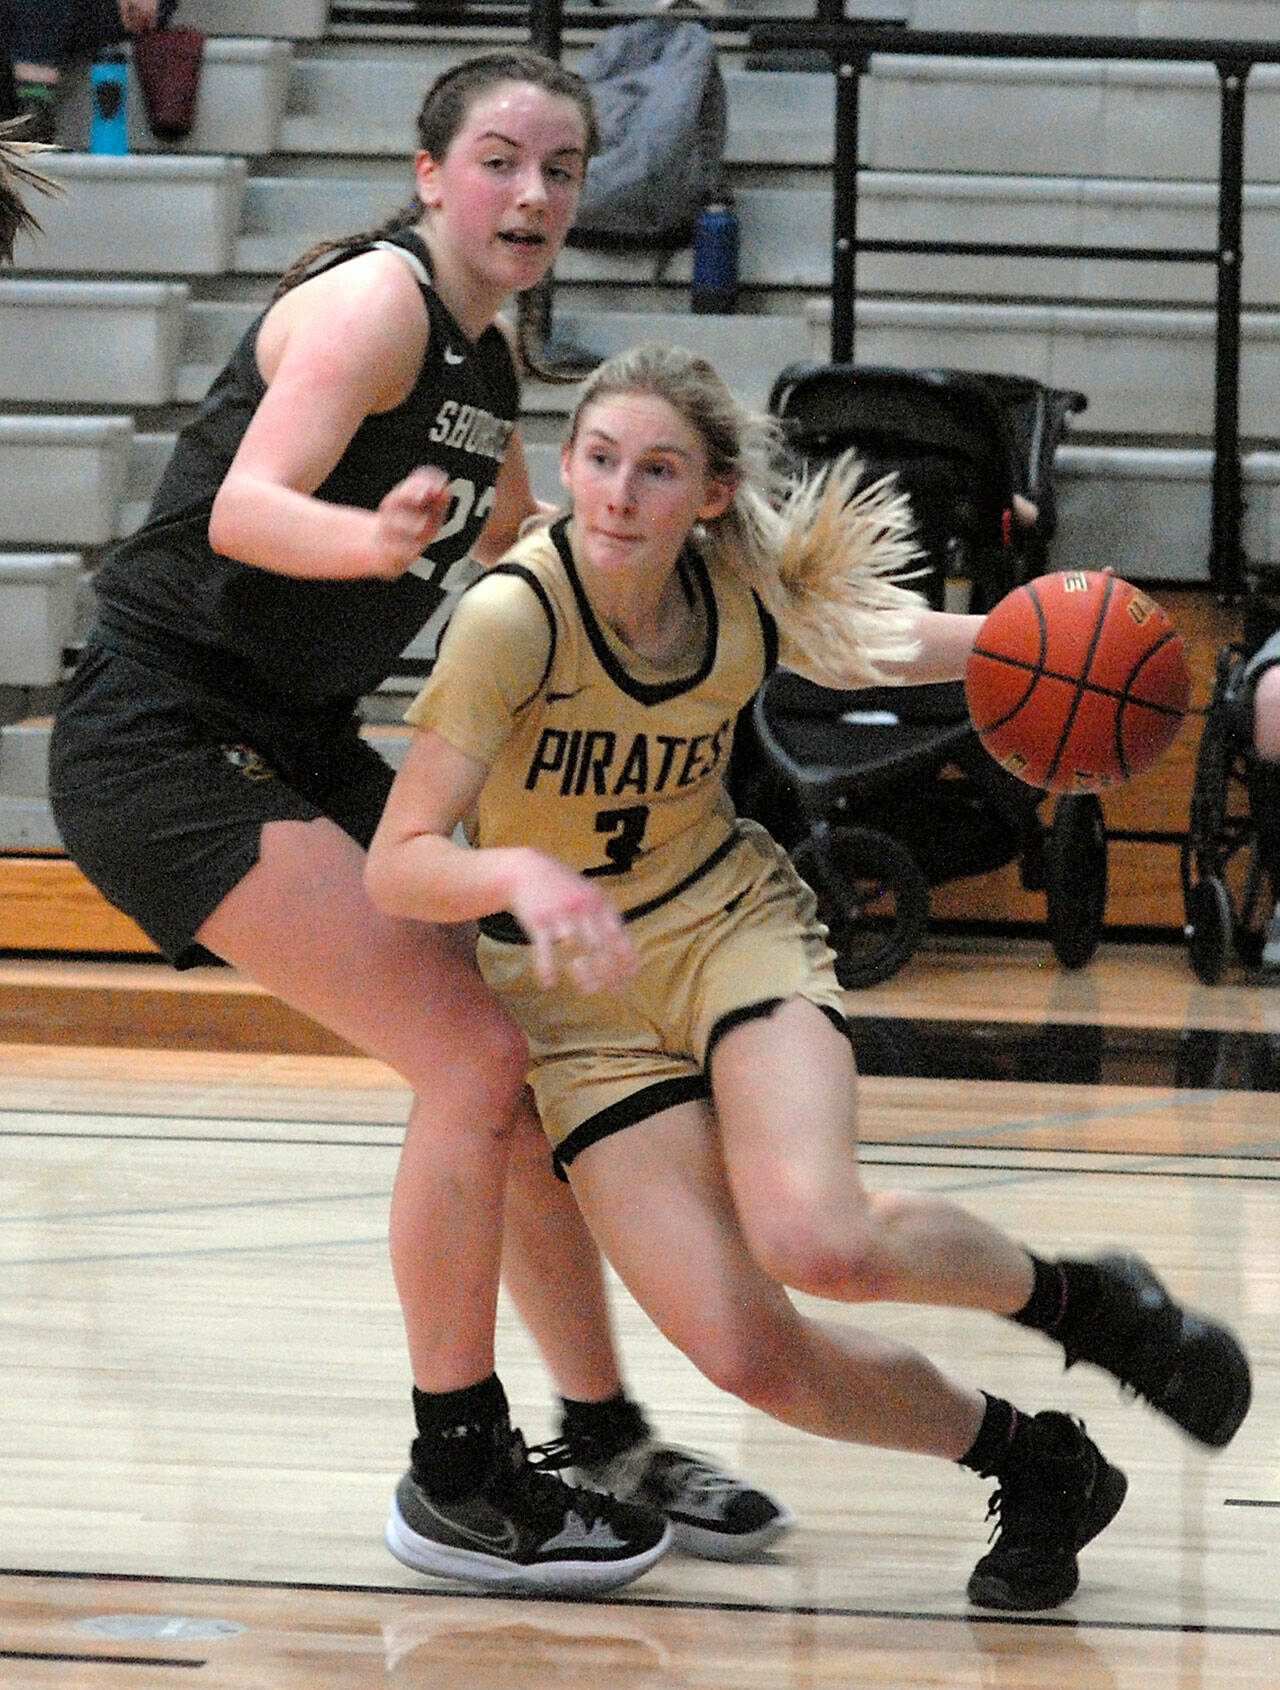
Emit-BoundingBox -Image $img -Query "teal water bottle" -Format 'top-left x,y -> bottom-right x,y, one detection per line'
89,48 -> 129,155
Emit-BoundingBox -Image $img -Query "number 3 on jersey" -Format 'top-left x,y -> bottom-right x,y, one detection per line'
584,805 -> 649,877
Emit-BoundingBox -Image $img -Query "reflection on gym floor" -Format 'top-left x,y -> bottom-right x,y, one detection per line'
850,1016 -> 1280,1092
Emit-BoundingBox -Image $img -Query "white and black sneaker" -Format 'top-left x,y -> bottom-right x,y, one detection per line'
386,1429 -> 672,1595
575,1437 -> 794,1561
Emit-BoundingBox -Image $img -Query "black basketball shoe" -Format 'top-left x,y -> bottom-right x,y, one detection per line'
1058,1254 -> 1252,1448
385,1428 -> 672,1594
966,1411 -> 1128,1611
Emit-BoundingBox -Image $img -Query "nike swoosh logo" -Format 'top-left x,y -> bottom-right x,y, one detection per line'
443,347 -> 466,365
414,1493 -> 521,1556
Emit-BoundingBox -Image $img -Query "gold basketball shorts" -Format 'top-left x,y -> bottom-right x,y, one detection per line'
477,819 -> 850,1170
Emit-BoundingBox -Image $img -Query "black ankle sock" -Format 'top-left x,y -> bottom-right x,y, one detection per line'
410,1373 -> 509,1499
558,1391 -> 651,1465
957,1393 -> 1021,1478
1010,1255 -> 1104,1340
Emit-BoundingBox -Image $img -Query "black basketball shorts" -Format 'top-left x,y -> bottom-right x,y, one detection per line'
48,643 -> 395,968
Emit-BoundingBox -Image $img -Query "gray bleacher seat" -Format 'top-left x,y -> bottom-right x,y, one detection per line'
0,281 -> 189,407
802,296 -> 1280,440
0,718 -> 60,849
1055,447 -> 1280,582
908,1 -> 1280,35
179,0 -> 330,39
9,155 -> 246,277
0,556 -> 81,687
0,418 -> 133,548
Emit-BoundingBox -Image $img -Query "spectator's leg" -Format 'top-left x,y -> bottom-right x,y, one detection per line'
8,0 -> 74,142
1239,630 -> 1280,972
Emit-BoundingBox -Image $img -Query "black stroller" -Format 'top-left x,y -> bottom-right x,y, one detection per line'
730,362 -> 1108,988
1181,588 -> 1280,983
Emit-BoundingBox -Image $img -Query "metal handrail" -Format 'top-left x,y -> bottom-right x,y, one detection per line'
335,2 -> 1280,592
328,2 -> 886,50
747,21 -> 1280,597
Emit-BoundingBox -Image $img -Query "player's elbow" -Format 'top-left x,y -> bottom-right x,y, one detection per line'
208,478 -> 250,560
363,840 -> 417,921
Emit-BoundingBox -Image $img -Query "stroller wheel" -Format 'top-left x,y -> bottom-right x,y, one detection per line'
1045,794 -> 1108,970
791,824 -> 930,988
1184,874 -> 1233,985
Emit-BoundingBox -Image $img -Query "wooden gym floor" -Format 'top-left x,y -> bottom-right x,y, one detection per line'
1,934 -> 1278,1688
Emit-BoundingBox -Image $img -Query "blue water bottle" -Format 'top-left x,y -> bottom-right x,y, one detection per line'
89,48 -> 130,155
691,201 -> 739,315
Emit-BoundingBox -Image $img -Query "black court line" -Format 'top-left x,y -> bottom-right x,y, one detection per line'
0,1127 -> 404,1149
1225,1498 -> 1280,1507
3,1566 -> 1277,1640
0,1650 -> 203,1668
3,1133 -> 1279,1184
6,1152 -> 1278,1271
3,1149 -> 1278,1264
875,1157 -> 1280,1185
0,1188 -> 390,1229
0,1100 -> 408,1131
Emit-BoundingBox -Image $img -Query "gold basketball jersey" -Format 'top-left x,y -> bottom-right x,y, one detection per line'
406,516 -> 776,921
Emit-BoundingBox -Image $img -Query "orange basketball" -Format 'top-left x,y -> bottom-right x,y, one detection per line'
964,570 -> 1191,793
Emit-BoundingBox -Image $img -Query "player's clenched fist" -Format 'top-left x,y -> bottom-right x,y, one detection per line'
370,467 -> 453,577
510,856 -> 639,996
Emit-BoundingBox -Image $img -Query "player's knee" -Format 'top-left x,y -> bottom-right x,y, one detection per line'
746,1211 -> 893,1301
472,1016 -> 531,1112
403,1009 -> 528,1119
739,1178 -> 893,1299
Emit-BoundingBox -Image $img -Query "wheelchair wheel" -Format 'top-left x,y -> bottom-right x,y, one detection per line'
1184,687 -> 1234,884
1044,794 -> 1107,970
1184,874 -> 1233,985
791,824 -> 930,988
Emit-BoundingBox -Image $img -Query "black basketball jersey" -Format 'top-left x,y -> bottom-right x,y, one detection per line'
90,230 -> 519,713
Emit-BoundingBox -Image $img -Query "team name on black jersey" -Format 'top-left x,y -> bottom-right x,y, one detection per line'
427,400 -> 514,464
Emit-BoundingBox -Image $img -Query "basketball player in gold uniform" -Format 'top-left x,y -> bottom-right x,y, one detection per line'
367,343 -> 1251,1612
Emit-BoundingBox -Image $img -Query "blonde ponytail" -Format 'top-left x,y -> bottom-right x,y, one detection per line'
746,451 -> 926,687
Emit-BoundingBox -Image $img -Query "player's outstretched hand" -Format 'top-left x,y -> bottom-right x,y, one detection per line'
371,467 -> 453,577
510,858 -> 639,996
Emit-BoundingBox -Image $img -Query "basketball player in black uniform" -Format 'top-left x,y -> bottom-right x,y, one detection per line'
47,53 -> 785,1596
367,342 -> 1253,1612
